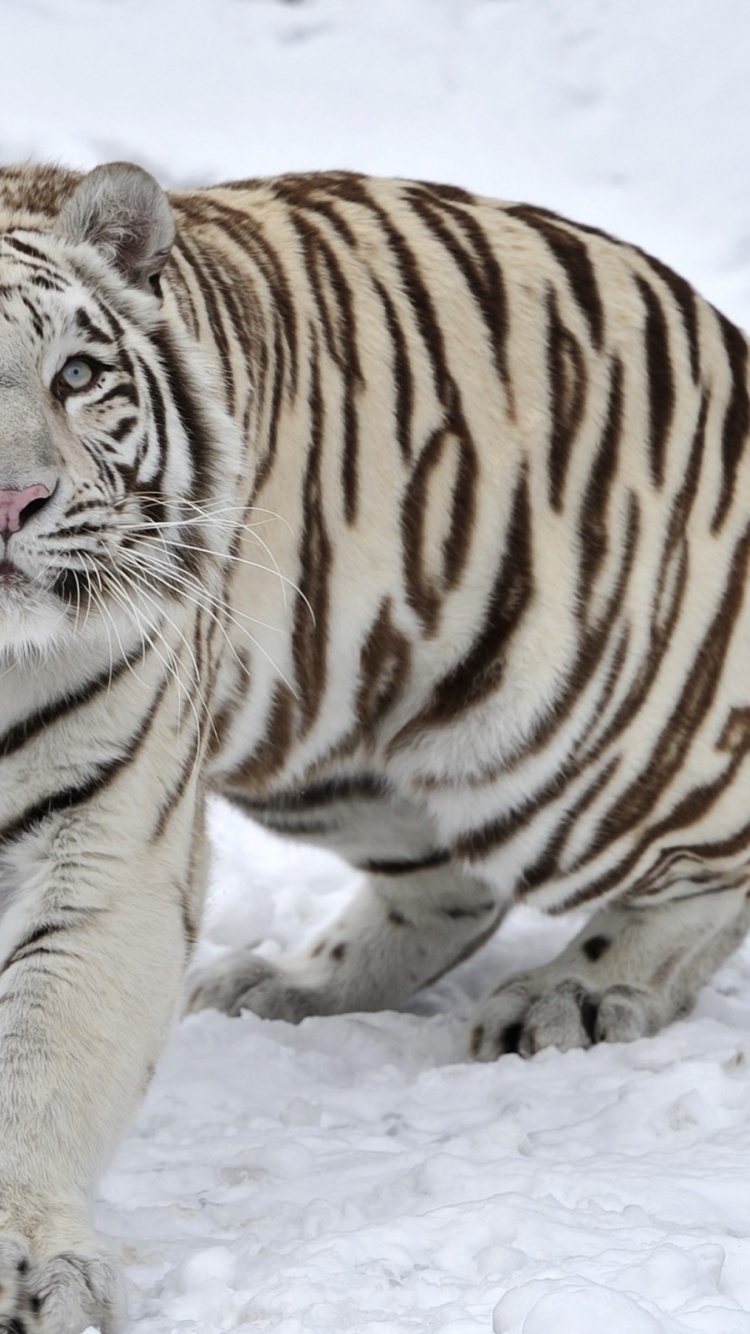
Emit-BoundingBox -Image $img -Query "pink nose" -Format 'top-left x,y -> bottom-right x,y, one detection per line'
0,484 -> 51,537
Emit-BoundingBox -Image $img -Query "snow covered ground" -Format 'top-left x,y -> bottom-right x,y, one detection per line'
4,0 -> 750,1329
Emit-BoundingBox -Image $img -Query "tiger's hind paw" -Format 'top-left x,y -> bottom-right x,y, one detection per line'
0,1236 -> 122,1334
469,975 -> 656,1061
469,893 -> 750,1061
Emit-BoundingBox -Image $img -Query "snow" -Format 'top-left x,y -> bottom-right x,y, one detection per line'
4,0 -> 750,1329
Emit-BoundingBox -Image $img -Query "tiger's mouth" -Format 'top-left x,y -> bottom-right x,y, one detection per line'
0,558 -> 30,589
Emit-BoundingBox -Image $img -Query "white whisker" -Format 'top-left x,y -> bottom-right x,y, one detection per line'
102,568 -> 209,743
117,527 -> 313,623
114,545 -> 299,701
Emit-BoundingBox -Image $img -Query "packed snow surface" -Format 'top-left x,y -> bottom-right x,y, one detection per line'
4,0 -> 750,1330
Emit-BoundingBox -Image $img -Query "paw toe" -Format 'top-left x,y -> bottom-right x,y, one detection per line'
469,979 -> 532,1060
594,985 -> 651,1042
0,1238 -> 32,1323
34,1251 -> 122,1334
519,980 -> 596,1055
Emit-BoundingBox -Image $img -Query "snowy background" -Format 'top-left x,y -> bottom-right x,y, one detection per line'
4,0 -> 750,1330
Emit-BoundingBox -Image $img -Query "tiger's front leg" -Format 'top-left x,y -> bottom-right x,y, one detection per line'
187,860 -> 504,1021
0,697 -> 208,1334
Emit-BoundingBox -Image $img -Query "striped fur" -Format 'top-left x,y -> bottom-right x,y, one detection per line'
0,161 -> 750,1329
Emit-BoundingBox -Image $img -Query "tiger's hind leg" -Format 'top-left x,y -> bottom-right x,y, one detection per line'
470,883 -> 750,1060
186,861 -> 504,1021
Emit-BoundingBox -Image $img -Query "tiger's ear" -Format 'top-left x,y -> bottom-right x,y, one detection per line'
55,162 -> 175,296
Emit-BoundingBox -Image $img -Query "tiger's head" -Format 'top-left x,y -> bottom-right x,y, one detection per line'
0,162 -> 239,660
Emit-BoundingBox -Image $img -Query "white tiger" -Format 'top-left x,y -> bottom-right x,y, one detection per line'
0,161 -> 749,1331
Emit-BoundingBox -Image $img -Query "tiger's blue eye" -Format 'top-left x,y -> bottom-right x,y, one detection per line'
57,357 -> 97,392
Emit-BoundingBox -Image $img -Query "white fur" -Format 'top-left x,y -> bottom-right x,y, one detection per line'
1,163 -> 750,1333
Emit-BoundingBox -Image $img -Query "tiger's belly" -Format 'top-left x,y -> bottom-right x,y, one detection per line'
206,571 -> 750,919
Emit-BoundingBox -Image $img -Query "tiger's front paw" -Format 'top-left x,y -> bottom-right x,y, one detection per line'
185,948 -> 322,1022
469,975 -> 654,1061
0,1235 -> 122,1334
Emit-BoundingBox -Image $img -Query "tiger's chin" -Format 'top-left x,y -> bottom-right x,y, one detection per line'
0,590 -> 161,665
0,587 -> 74,660
0,566 -> 104,659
